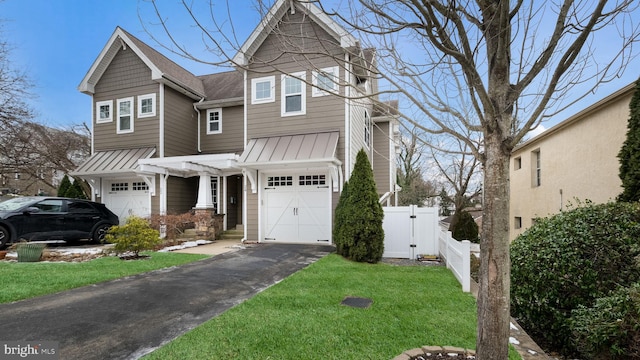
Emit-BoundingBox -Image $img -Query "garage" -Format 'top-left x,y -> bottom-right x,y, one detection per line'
262,173 -> 332,243
104,178 -> 151,223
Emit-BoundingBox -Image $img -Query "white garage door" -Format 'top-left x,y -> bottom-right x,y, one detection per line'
263,173 -> 331,243
104,179 -> 150,223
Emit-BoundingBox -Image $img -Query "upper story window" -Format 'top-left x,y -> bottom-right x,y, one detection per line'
137,94 -> 156,118
96,100 -> 113,123
514,156 -> 522,170
364,110 -> 372,148
281,72 -> 306,116
312,66 -> 339,97
251,76 -> 275,104
531,149 -> 541,187
207,108 -> 222,134
117,97 -> 134,134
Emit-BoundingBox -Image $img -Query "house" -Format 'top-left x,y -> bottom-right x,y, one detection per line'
509,82 -> 634,240
72,0 -> 400,244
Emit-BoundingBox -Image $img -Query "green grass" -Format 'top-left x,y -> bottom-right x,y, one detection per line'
144,254 -> 484,360
0,251 -> 208,303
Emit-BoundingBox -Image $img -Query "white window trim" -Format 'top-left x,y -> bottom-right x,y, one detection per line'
312,66 -> 339,97
251,76 -> 276,104
137,93 -> 156,118
364,110 -> 372,149
206,108 -> 222,135
96,100 -> 113,123
117,97 -> 134,134
281,71 -> 306,117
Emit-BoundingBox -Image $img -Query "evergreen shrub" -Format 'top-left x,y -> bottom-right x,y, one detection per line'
105,216 -> 161,258
451,210 -> 479,243
510,201 -> 640,355
333,149 -> 384,263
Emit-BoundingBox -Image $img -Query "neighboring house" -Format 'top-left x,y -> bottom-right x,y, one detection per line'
509,82 -> 633,240
72,0 -> 399,244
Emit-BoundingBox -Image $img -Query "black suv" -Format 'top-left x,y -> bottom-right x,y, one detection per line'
0,197 -> 119,249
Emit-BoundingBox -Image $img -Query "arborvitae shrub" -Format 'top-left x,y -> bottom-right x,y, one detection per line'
333,149 -> 384,263
511,201 -> 640,356
451,210 -> 479,243
57,175 -> 71,197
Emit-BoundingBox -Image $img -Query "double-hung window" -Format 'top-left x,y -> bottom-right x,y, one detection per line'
96,100 -> 113,123
312,66 -> 338,97
207,108 -> 222,134
117,97 -> 134,134
251,76 -> 275,104
364,110 -> 372,148
281,71 -> 306,116
137,93 -> 156,118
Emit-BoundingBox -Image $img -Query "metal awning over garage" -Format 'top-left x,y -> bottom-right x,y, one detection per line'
239,131 -> 342,193
72,147 -> 156,177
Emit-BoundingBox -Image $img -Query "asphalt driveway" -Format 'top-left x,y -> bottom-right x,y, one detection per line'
0,243 -> 334,360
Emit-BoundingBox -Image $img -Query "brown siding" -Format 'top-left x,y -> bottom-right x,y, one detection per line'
373,120 -> 391,196
164,87 -> 198,156
200,105 -> 245,154
166,177 -> 198,214
246,191 -> 259,241
246,9 -> 346,165
93,48 -> 159,151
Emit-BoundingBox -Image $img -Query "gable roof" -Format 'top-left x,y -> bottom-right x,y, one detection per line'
78,27 -> 205,99
232,0 -> 358,66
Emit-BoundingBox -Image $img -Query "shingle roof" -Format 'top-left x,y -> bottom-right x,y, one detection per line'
118,27 -> 205,97
198,71 -> 244,100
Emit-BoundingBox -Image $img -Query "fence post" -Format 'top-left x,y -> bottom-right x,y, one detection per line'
461,240 -> 471,293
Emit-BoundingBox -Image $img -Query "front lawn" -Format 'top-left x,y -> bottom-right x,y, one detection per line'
144,254 -> 484,359
0,251 -> 208,303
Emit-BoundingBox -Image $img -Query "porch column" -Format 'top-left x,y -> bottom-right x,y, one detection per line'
195,172 -> 214,209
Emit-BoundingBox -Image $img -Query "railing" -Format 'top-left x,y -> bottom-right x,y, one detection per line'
438,227 -> 471,293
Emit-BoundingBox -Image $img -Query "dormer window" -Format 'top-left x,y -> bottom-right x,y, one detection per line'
251,76 -> 275,104
117,97 -> 134,134
281,71 -> 306,116
96,100 -> 113,123
312,66 -> 339,97
138,94 -> 156,118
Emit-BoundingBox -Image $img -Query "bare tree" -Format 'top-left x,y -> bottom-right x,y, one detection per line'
142,0 -> 640,357
397,129 -> 439,206
430,135 -> 482,231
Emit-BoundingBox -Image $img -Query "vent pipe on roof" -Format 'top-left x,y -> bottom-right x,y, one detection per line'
290,0 -> 295,14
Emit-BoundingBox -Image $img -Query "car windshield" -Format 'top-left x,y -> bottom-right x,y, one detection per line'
0,197 -> 36,211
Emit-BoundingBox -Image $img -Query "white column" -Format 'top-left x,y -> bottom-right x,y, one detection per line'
195,172 -> 214,209
222,175 -> 228,231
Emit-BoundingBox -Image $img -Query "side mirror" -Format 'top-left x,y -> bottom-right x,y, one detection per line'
23,207 -> 41,214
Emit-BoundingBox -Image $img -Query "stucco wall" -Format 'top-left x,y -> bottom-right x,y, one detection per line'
509,87 -> 632,240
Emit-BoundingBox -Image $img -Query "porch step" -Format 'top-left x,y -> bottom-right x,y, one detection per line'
179,228 -> 199,239
219,228 -> 244,240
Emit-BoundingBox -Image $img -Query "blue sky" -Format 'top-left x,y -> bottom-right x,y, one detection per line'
1,0 -> 639,133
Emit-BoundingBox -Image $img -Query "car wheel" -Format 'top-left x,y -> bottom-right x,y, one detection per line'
0,225 -> 9,249
92,224 -> 112,244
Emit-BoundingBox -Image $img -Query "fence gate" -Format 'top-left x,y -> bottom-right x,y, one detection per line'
382,205 -> 439,259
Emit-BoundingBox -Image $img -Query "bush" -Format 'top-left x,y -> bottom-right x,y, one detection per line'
333,149 -> 384,263
571,283 -> 640,360
511,201 -> 640,355
450,210 -> 479,243
105,216 -> 161,257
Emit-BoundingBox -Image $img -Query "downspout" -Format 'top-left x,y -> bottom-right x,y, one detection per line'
344,52 -> 351,184
242,69 -> 248,243
194,97 -> 205,153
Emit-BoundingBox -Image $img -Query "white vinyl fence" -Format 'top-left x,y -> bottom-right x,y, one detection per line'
381,205 -> 471,292
438,228 -> 471,293
382,205 -> 439,259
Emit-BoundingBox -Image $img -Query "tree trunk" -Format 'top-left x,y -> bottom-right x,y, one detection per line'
476,132 -> 511,359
